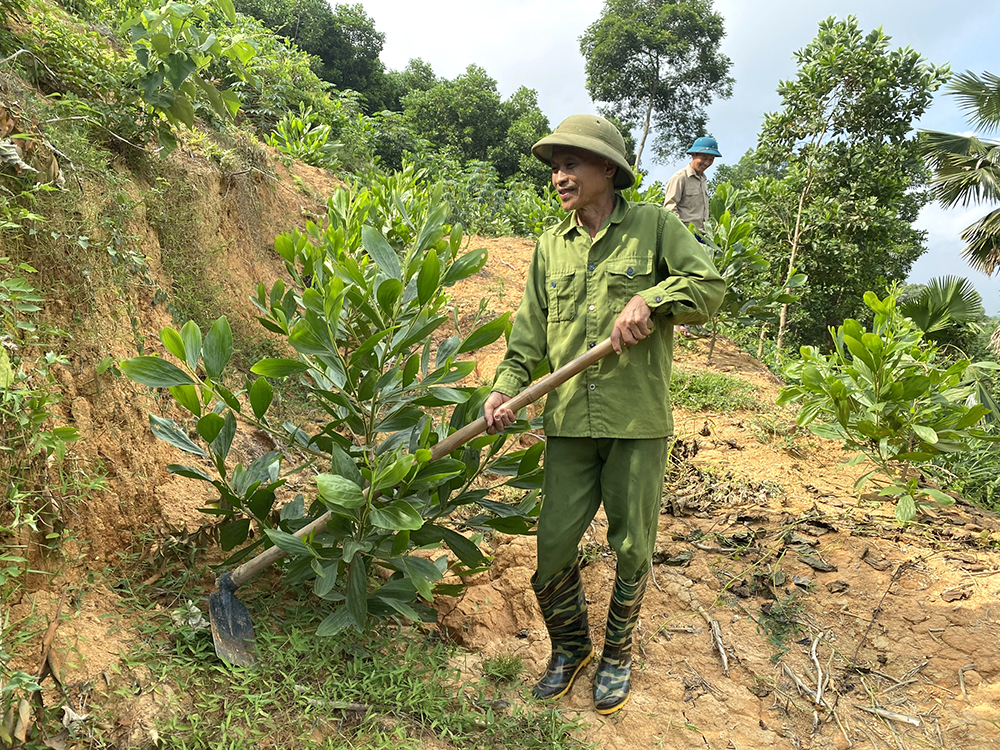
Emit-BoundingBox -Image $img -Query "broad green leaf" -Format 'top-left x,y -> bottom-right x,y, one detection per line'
167,463 -> 214,481
921,488 -> 954,506
216,0 -> 236,22
397,555 -> 441,601
361,225 -> 401,280
373,453 -> 417,492
458,314 -> 509,354
346,559 -> 368,630
251,358 -> 307,377
150,414 -> 206,456
180,320 -> 202,372
211,411 -> 237,461
264,528 -> 314,558
894,495 -> 917,524
329,443 -> 364,487
280,494 -> 305,521
416,249 -> 440,305
0,348 -> 14,387
376,277 -> 403,315
219,518 -> 250,551
435,336 -> 460,368
442,247 -> 487,285
411,524 -> 486,568
196,412 -> 225,443
203,316 -> 233,380
169,384 -> 201,416
160,327 -> 185,361
317,473 -> 366,509
249,377 -> 273,420
369,499 -> 423,531
912,424 -> 938,444
342,538 -> 369,564
402,354 -> 420,387
313,562 -> 340,599
214,382 -> 242,412
316,607 -> 352,636
518,441 -> 545,476
121,357 -> 194,388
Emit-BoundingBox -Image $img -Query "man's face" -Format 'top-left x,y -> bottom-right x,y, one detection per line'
550,146 -> 616,211
690,153 -> 715,175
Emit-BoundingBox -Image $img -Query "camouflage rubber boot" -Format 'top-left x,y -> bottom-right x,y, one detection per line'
531,560 -> 594,701
593,567 -> 650,714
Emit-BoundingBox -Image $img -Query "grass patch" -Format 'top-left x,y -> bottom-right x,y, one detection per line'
481,651 -> 525,684
671,368 -> 759,413
95,562 -> 593,750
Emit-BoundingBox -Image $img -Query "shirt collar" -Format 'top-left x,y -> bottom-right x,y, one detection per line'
553,196 -> 632,237
684,165 -> 705,180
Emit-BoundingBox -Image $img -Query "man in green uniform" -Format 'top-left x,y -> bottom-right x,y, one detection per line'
484,115 -> 725,714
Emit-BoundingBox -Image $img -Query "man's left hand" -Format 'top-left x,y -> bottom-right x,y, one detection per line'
611,295 -> 653,354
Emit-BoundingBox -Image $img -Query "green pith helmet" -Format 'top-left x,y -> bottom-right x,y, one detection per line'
686,136 -> 721,158
531,115 -> 636,190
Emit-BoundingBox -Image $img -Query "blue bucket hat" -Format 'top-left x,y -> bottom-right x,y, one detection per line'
687,136 -> 721,158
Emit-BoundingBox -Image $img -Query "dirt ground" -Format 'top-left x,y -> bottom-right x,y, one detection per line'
7,156 -> 1000,749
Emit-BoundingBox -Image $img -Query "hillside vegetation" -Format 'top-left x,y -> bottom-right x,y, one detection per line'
1,1 -> 999,749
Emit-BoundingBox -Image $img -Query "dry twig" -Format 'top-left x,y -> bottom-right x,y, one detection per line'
696,607 -> 729,676
853,704 -> 920,727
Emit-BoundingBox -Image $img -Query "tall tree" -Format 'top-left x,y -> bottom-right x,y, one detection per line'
751,16 -> 949,350
401,65 -> 506,166
234,0 -> 388,108
579,0 -> 733,170
400,66 -> 549,182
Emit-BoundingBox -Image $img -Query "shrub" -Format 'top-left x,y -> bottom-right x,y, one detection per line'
122,170 -> 543,634
778,288 -> 1000,522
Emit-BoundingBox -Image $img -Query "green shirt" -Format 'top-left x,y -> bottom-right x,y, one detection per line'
492,197 -> 725,439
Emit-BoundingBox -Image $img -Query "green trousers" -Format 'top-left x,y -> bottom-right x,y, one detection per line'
536,436 -> 671,581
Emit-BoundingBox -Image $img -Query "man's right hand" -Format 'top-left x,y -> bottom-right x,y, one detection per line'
484,391 -> 515,434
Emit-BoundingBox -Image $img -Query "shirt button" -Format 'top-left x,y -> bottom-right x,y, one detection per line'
655,296 -> 662,303
588,263 -> 595,271
627,267 -> 634,276
589,304 -> 595,311
588,341 -> 595,349
588,383 -> 596,391
551,282 -> 556,288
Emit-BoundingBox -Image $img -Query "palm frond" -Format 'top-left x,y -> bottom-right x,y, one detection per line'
950,71 -> 1000,132
990,322 -> 1000,358
921,131 -> 1000,207
899,275 -> 984,335
960,206 -> 1000,275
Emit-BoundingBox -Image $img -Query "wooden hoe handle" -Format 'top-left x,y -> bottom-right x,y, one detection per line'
229,338 -> 616,587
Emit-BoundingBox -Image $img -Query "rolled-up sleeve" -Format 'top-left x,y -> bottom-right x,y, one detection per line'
492,243 -> 549,397
637,210 -> 725,325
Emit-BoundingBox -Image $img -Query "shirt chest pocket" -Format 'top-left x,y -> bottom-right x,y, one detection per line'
546,270 -> 577,322
606,256 -> 655,305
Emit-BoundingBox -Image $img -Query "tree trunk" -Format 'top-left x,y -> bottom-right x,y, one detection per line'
775,162 -> 814,352
757,323 -> 768,359
633,94 -> 655,172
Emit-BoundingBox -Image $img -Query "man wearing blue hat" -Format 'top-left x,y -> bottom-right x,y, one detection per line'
663,136 -> 722,233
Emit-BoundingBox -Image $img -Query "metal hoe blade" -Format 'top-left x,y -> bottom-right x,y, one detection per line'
209,572 -> 257,666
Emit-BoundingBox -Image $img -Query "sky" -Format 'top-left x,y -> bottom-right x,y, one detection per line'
358,0 -> 1000,312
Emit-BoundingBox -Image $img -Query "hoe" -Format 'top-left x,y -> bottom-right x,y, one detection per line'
210,338 -> 616,665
